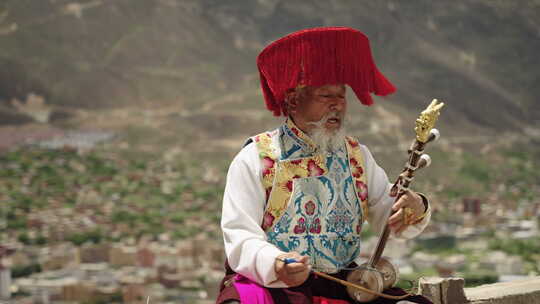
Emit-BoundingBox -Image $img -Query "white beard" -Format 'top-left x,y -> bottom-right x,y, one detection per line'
307,112 -> 347,153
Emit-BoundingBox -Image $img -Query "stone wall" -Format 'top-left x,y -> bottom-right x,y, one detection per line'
419,276 -> 540,304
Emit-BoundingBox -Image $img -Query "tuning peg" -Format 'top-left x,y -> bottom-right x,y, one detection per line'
417,154 -> 432,169
427,129 -> 440,143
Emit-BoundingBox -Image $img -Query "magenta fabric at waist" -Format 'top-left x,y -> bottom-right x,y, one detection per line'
215,260 -> 434,304
233,274 -> 275,304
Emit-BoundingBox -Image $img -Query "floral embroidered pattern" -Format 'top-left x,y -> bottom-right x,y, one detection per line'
349,157 -> 364,178
346,136 -> 369,220
264,156 -> 327,230
284,175 -> 300,192
347,137 -> 359,148
327,207 -> 353,234
262,211 -> 275,230
305,200 -> 316,215
255,131 -> 278,201
256,125 -> 370,273
290,126 -> 301,137
262,156 -> 275,177
309,218 -> 321,234
254,127 -> 327,232
290,159 -> 302,165
355,180 -> 368,202
307,159 -> 324,176
293,217 -> 306,234
286,119 -> 317,150
255,132 -> 369,233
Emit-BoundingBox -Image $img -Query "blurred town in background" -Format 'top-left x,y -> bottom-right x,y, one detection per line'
0,1 -> 539,303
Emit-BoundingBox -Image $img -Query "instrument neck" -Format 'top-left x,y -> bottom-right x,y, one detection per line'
368,140 -> 426,267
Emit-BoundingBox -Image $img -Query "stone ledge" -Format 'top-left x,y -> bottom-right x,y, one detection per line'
419,276 -> 540,304
465,276 -> 540,304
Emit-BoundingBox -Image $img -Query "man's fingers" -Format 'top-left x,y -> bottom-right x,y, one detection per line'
290,271 -> 310,281
285,255 -> 309,265
275,252 -> 312,287
282,265 -> 312,287
389,219 -> 405,233
286,263 -> 308,273
297,255 -> 310,264
290,266 -> 311,282
388,208 -> 403,225
277,252 -> 304,263
395,221 -> 408,234
392,195 -> 410,212
285,257 -> 310,274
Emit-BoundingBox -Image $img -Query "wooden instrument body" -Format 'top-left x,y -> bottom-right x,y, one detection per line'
346,267 -> 383,303
346,256 -> 399,302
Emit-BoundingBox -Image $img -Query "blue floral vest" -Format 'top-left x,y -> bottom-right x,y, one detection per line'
252,120 -> 369,273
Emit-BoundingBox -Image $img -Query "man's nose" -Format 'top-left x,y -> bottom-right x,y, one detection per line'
329,98 -> 345,111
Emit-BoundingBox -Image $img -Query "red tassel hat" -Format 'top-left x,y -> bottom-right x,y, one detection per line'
257,27 -> 396,116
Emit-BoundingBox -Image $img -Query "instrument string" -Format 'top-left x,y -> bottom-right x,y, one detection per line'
277,258 -> 413,300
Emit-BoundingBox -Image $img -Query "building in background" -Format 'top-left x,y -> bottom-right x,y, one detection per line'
0,245 -> 16,300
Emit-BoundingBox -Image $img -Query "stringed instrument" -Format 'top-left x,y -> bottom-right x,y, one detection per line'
346,99 -> 445,302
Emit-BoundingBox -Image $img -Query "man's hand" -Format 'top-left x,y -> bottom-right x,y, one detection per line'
388,191 -> 425,234
274,252 -> 311,287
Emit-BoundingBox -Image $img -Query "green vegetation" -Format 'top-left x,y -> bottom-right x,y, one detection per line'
462,271 -> 499,287
12,264 -> 42,278
413,144 -> 540,227
396,268 -> 438,289
413,236 -> 457,254
17,233 -> 30,245
67,229 -> 104,246
1,147 -> 226,243
489,237 -> 540,272
14,232 -> 48,245
462,147 -> 539,199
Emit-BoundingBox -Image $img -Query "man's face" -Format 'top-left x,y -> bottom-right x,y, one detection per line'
290,84 -> 347,134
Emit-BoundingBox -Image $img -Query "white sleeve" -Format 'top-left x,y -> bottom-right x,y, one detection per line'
221,142 -> 287,287
362,145 -> 431,239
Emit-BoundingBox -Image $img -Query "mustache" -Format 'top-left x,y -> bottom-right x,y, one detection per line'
307,111 -> 343,127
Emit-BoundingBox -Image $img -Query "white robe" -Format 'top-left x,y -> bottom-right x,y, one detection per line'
221,141 -> 431,287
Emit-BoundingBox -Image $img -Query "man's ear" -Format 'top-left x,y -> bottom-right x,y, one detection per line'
285,88 -> 299,114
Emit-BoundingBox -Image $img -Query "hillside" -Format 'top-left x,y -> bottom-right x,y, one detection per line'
1,0 -> 540,178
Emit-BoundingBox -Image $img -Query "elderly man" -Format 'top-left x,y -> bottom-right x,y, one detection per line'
217,27 -> 432,304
